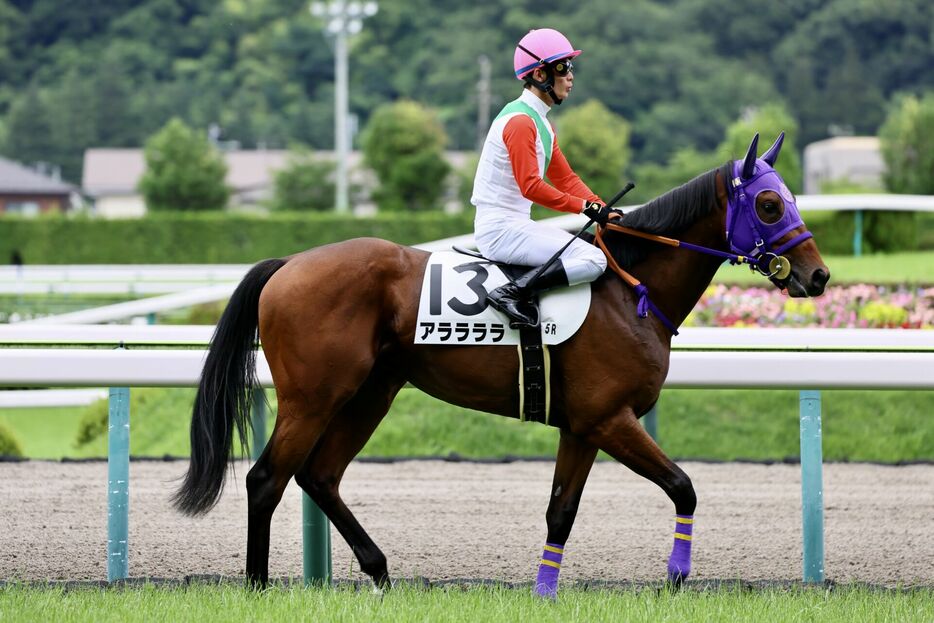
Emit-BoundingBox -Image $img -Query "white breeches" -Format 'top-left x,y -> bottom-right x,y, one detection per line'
475,219 -> 607,286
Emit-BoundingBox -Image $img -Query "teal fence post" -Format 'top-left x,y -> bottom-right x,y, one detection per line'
303,494 -> 332,586
853,210 -> 863,257
250,388 -> 266,462
643,405 -> 658,441
107,385 -> 130,582
799,389 -> 825,583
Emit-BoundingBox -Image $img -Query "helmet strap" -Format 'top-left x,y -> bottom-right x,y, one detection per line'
525,66 -> 563,105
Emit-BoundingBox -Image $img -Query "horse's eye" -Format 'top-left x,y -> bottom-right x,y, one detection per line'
763,202 -> 777,213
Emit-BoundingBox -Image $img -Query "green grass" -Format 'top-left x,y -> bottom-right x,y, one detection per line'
2,388 -> 932,463
0,406 -> 88,458
712,251 -> 934,286
0,583 -> 931,623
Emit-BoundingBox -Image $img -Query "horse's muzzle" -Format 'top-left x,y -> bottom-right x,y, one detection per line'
772,266 -> 829,298
808,267 -> 830,296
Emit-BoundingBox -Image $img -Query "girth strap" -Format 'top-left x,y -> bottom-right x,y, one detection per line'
517,327 -> 551,425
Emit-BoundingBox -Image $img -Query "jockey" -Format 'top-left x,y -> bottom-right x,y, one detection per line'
471,28 -> 614,329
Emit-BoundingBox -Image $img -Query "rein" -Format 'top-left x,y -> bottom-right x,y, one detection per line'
592,220 -> 681,336
592,219 -> 799,336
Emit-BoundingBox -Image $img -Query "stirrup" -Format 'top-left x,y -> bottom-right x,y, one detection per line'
508,310 -> 540,330
487,287 -> 539,329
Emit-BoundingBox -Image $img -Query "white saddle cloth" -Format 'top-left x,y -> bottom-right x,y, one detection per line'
414,251 -> 591,346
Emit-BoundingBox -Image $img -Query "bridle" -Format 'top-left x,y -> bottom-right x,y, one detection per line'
724,160 -> 812,280
593,161 -> 813,335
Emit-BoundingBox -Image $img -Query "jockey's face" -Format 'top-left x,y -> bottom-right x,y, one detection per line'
530,62 -> 574,105
553,68 -> 573,101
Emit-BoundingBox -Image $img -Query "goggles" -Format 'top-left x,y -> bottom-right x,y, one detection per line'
551,58 -> 574,76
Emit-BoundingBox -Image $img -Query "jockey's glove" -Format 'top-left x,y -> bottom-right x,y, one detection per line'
583,201 -> 614,226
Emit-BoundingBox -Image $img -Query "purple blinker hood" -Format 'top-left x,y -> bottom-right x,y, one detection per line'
726,133 -> 812,268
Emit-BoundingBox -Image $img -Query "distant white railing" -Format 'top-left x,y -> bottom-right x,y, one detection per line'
0,389 -> 107,408
4,193 -> 931,293
16,284 -> 236,325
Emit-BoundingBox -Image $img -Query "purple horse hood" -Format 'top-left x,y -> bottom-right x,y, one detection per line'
726,134 -> 812,259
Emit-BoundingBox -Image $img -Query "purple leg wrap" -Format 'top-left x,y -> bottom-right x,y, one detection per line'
534,542 -> 564,598
667,514 -> 693,582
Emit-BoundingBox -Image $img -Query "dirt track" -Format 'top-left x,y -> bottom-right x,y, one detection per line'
1,460 -> 932,586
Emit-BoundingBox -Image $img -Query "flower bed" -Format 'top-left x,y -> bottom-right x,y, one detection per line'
686,284 -> 934,328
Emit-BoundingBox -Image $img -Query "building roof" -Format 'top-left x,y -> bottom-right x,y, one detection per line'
0,156 -> 75,195
81,149 -> 147,196
802,136 -> 884,194
83,148 -> 473,198
803,136 -> 880,155
84,148 -> 326,197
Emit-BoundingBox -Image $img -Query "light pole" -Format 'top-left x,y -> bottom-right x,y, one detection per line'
310,1 -> 378,214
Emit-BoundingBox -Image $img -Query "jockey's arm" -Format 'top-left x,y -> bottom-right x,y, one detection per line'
503,115 -> 595,213
546,141 -> 603,205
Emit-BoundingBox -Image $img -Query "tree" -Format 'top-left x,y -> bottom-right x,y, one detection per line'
361,100 -> 450,211
632,148 -> 722,203
1,86 -> 56,173
872,92 -> 934,252
556,99 -> 630,199
269,152 -> 336,211
139,118 -> 229,211
879,93 -> 934,195
716,103 -> 803,193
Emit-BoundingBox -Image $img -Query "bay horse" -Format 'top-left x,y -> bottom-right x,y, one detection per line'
174,134 -> 829,593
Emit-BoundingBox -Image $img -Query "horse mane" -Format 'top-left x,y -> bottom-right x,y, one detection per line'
585,162 -> 732,271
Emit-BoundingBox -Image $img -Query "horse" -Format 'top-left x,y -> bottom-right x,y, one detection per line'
173,133 -> 829,594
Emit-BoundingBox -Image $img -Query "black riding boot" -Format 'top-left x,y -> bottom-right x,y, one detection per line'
486,260 -> 570,329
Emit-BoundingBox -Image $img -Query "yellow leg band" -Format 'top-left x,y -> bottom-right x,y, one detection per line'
540,559 -> 561,569
675,517 -> 694,525
674,533 -> 692,541
543,545 -> 564,554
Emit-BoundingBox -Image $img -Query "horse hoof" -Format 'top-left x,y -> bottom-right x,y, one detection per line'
533,583 -> 558,601
664,573 -> 686,591
372,577 -> 393,598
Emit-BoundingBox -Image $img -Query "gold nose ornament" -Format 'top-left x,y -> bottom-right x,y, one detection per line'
769,255 -> 792,280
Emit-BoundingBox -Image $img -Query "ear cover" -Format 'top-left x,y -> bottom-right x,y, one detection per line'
741,133 -> 760,180
761,131 -> 785,167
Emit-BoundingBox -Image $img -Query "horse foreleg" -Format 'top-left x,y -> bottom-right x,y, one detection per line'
535,429 -> 598,599
294,367 -> 404,590
586,408 -> 697,585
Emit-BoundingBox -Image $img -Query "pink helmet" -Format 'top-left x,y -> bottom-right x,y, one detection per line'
513,28 -> 582,80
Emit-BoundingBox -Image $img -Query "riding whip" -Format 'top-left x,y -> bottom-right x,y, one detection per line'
527,181 -> 635,284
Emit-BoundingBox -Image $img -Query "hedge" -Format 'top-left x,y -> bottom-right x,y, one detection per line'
0,208 -> 922,265
791,211 -> 920,256
0,211 -> 475,264
0,421 -> 23,457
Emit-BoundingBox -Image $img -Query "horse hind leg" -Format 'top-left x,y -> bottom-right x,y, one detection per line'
246,386 -> 359,588
293,363 -> 404,590
585,407 -> 697,586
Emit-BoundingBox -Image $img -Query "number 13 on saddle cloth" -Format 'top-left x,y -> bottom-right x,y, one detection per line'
414,251 -> 591,346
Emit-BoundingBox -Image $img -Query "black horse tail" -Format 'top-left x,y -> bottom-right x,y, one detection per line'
173,258 -> 287,516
